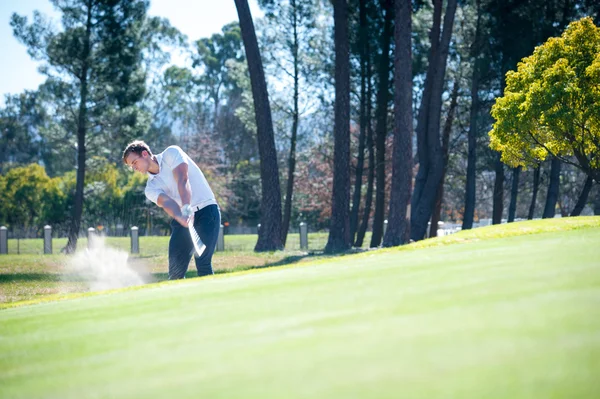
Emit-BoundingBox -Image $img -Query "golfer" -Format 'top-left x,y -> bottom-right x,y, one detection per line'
123,140 -> 220,279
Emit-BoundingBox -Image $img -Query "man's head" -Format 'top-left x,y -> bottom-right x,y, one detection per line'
123,140 -> 153,173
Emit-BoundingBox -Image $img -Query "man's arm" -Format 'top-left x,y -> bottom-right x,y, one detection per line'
173,162 -> 192,207
157,193 -> 188,227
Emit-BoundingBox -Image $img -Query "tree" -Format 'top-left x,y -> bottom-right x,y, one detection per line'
354,0 -> 375,248
354,59 -> 375,248
139,16 -> 188,151
12,0 -> 148,253
571,175 -> 594,216
527,165 -> 541,219
542,157 -> 561,218
462,0 -> 484,230
410,0 -> 458,241
0,92 -> 46,173
349,0 -> 369,245
234,0 -> 284,251
193,22 -> 245,125
324,0 -> 351,253
507,166 -> 521,222
258,0 -> 320,246
429,80 -> 459,237
370,0 -> 393,248
382,0 -> 412,247
489,17 -> 600,185
0,164 -> 66,234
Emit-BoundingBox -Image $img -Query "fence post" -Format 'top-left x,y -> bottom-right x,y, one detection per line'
87,227 -> 96,250
383,219 -> 388,237
116,223 -> 124,237
299,222 -> 308,250
217,224 -> 224,252
0,226 -> 7,254
131,226 -> 139,254
44,225 -> 52,254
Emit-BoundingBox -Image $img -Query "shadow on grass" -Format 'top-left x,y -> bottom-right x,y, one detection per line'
245,253 -> 325,270
1,249 -> 365,285
149,251 -> 354,282
0,273 -> 89,283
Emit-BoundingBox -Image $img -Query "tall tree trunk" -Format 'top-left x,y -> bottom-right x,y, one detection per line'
281,0 -> 300,247
325,0 -> 351,253
492,153 -> 504,224
383,0 -> 413,247
462,0 -> 482,231
355,54 -> 374,248
66,3 -> 92,254
350,0 -> 369,245
570,175 -> 593,216
507,166 -> 521,222
430,80 -> 459,238
493,54 -> 511,226
542,157 -> 561,218
235,0 -> 283,251
410,0 -> 458,241
370,0 -> 393,248
528,166 -> 540,219
594,184 -> 600,215
411,0 -> 442,232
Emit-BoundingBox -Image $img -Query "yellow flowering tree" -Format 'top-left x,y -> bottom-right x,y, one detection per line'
489,17 -> 600,183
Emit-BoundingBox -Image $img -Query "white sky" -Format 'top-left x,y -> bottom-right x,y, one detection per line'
0,0 -> 262,102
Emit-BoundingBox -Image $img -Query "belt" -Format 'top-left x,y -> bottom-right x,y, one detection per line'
190,199 -> 218,212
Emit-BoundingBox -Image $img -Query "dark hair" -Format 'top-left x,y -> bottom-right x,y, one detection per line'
122,140 -> 153,164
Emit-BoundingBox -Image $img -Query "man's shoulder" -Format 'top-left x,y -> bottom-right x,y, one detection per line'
162,145 -> 189,160
163,144 -> 185,153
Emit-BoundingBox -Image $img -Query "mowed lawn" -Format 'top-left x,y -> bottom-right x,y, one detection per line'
0,232 -> 365,304
1,220 -> 600,398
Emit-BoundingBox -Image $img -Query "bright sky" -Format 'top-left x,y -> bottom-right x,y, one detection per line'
0,0 -> 262,103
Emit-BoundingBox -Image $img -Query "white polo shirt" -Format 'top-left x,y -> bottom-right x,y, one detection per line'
144,145 -> 217,211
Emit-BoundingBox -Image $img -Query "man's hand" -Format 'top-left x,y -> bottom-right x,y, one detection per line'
174,215 -> 189,228
177,204 -> 192,228
181,204 -> 193,219
157,194 -> 190,227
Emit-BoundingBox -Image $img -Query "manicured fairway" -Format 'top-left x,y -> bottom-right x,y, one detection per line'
1,223 -> 599,398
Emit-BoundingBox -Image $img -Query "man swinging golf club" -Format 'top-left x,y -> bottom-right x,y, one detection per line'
123,140 -> 220,279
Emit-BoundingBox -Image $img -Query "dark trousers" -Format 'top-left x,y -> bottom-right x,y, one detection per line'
168,204 -> 220,280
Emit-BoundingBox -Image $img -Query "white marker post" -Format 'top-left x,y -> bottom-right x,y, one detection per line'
44,225 -> 52,254
299,222 -> 308,250
217,224 -> 224,252
131,226 -> 139,254
0,226 -> 7,254
87,227 -> 96,250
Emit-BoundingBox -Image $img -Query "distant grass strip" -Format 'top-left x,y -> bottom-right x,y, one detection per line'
393,216 -> 600,251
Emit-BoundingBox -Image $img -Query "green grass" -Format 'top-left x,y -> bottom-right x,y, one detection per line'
0,217 -> 599,398
2,231 -> 360,255
0,232 -> 372,304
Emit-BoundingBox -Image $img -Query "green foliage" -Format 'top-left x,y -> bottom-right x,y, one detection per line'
0,159 -> 154,234
192,22 -> 245,113
10,0 -> 151,172
0,91 -> 47,173
489,17 -> 600,181
227,160 -> 262,224
0,164 -> 66,230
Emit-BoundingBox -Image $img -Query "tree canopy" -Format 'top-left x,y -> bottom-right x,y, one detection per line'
489,17 -> 600,182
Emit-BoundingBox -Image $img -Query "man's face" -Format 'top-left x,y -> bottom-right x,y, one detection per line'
125,150 -> 151,173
